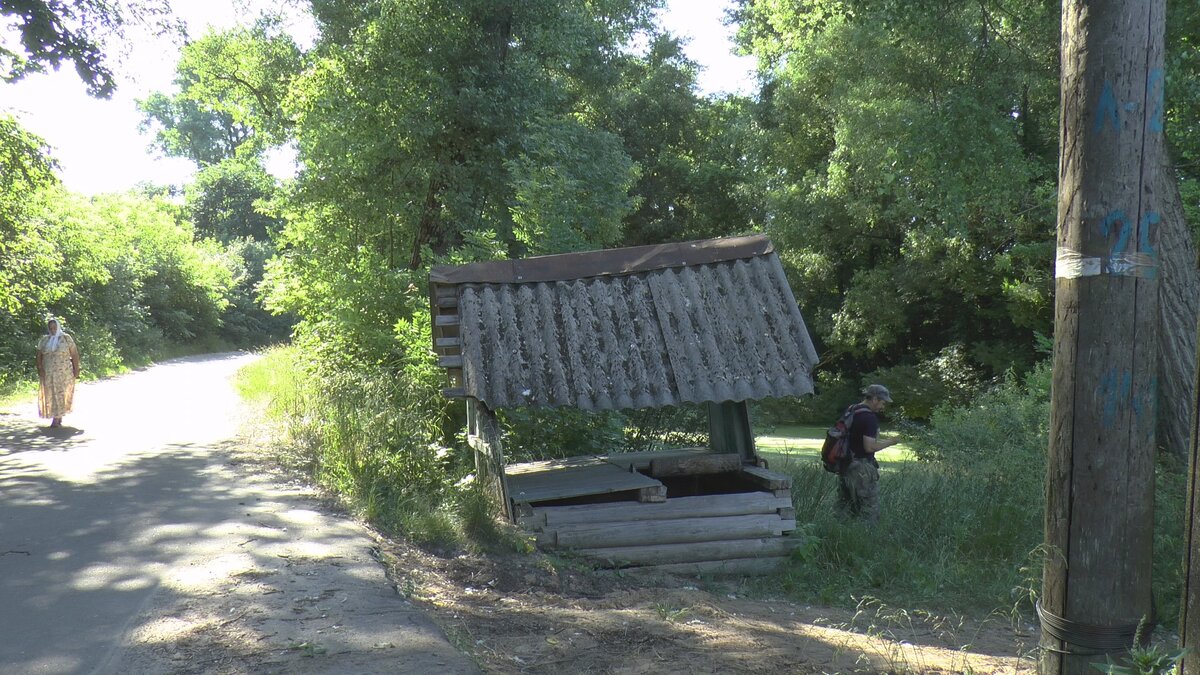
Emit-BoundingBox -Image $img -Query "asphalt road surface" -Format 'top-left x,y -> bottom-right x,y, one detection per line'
0,353 -> 477,674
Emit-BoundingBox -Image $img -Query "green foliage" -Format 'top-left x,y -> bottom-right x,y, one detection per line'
0,115 -> 59,317
1092,622 -> 1189,675
0,0 -> 181,97
0,116 -> 274,383
1166,0 -> 1200,240
214,237 -> 294,346
777,363 -> 1048,608
623,405 -> 709,453
508,118 -> 637,255
186,157 -> 283,241
736,0 -> 1059,379
862,345 -> 984,420
138,19 -> 302,164
774,360 -> 1188,626
239,344 -> 471,546
498,404 -> 711,462
499,408 -> 627,462
593,36 -> 764,246
772,346 -> 985,424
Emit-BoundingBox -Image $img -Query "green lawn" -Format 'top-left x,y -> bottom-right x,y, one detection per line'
755,423 -> 917,469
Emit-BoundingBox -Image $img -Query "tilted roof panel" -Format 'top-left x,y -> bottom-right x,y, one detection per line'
440,236 -> 817,410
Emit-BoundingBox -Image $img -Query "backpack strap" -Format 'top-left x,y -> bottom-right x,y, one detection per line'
845,403 -> 871,429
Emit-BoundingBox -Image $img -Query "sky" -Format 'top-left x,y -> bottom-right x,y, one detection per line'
0,0 -> 756,196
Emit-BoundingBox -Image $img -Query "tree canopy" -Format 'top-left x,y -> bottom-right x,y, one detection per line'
4,0 -> 1200,437
1,0 -> 180,97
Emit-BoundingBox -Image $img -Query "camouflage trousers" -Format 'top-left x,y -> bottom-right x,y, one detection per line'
837,459 -> 880,523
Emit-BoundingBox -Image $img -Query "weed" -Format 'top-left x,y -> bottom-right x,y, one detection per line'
288,641 -> 327,657
653,603 -> 693,623
1091,619 -> 1189,675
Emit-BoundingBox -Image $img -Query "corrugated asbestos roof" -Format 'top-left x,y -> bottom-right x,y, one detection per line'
430,235 -> 818,411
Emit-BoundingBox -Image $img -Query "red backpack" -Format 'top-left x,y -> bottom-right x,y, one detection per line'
820,404 -> 870,473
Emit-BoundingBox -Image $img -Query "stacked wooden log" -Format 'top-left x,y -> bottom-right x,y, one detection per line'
516,467 -> 800,575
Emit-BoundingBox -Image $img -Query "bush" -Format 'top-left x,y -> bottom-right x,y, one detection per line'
774,358 -> 1187,622
777,361 -> 1048,608
863,345 -> 984,420
499,407 -> 626,461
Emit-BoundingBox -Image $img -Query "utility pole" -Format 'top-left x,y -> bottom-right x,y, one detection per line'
1041,1 -> 1164,673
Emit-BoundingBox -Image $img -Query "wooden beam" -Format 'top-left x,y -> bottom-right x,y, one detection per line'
638,485 -> 667,503
436,295 -> 458,308
438,355 -> 463,368
578,536 -> 803,567
603,447 -> 711,472
442,387 -> 466,398
538,514 -> 786,549
648,452 -> 741,478
517,491 -> 793,529
434,314 -> 460,327
740,466 -> 792,490
435,337 -> 462,349
619,556 -> 788,577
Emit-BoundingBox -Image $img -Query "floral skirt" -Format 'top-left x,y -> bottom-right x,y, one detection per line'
39,350 -> 75,418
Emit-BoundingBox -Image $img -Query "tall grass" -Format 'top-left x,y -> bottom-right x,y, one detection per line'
237,345 -> 520,552
773,361 -> 1188,622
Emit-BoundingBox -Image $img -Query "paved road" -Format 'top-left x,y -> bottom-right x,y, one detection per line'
0,353 -> 477,674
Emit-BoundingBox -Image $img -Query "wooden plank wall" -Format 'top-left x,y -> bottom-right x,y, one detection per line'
520,467 -> 799,575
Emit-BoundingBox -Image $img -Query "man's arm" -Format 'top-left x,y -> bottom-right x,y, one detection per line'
863,435 -> 899,454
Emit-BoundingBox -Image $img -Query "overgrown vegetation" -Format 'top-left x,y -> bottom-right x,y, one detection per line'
0,167 -> 287,395
771,362 -> 1188,624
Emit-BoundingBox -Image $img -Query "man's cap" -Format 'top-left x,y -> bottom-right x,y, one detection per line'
863,384 -> 893,402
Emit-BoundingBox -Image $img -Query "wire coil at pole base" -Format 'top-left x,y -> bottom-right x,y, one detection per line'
1036,600 -> 1151,656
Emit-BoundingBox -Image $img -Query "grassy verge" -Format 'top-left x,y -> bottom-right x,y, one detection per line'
755,368 -> 1187,631
0,381 -> 38,411
238,350 -> 1187,628
236,345 -> 521,553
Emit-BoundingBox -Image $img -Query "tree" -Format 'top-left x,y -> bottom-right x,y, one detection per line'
186,157 -> 282,242
592,35 -> 762,246
138,87 -> 252,166
0,115 -> 58,315
138,19 -> 302,164
266,0 -> 657,367
1,0 -> 180,97
733,0 -> 1060,382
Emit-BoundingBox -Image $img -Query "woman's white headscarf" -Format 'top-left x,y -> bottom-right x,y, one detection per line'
45,318 -> 64,351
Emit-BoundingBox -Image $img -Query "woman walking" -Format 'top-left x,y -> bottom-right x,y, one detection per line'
36,317 -> 81,428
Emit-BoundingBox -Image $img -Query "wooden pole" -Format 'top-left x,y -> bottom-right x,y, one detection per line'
1182,308 -> 1200,672
1041,1 -> 1164,673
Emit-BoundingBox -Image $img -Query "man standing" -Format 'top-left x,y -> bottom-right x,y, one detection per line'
837,384 -> 900,523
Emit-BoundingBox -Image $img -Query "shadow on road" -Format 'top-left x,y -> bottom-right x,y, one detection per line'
0,415 -> 86,454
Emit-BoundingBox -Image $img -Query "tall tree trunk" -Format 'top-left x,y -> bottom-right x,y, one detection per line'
409,177 -> 442,270
1041,1 -> 1164,673
1157,159 -> 1199,458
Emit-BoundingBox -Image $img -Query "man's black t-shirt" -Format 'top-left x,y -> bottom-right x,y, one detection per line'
848,407 -> 880,464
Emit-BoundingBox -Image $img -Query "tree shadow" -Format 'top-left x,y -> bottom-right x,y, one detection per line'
0,417 -> 87,454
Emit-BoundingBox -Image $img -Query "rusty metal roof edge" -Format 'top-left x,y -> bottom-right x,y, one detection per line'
429,234 -> 773,285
